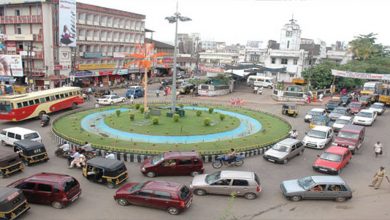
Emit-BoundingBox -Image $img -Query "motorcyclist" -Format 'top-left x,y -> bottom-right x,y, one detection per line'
57,141 -> 71,157
105,152 -> 115,160
289,129 -> 298,139
226,148 -> 237,165
41,113 -> 50,125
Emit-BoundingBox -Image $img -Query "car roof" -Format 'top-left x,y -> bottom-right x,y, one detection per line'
164,151 -> 201,159
310,108 -> 325,112
325,146 -> 350,154
360,109 -> 375,113
338,116 -> 352,120
340,124 -> 364,132
220,170 -> 254,180
372,102 -> 384,106
142,181 -> 182,192
277,138 -> 300,146
25,172 -> 74,183
0,149 -> 19,161
0,187 -> 21,201
311,125 -> 331,132
87,157 -> 125,171
349,101 -> 361,105
333,107 -> 347,110
2,127 -> 37,135
311,176 -> 346,185
14,140 -> 44,149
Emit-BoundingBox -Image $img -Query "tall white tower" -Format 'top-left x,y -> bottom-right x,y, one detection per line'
280,17 -> 301,50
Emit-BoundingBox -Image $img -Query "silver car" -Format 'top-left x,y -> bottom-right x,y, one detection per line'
280,175 -> 352,202
190,170 -> 261,200
263,138 -> 305,164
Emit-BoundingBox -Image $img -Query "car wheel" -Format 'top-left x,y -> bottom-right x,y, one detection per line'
167,207 -> 180,215
335,197 -> 347,202
51,201 -> 64,209
244,193 -> 257,200
116,199 -> 129,206
146,171 -> 156,178
194,189 -> 206,196
190,171 -> 199,177
290,195 -> 302,202
235,160 -> 244,167
107,182 -> 116,189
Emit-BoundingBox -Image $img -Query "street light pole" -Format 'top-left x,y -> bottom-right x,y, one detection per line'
166,3 -> 191,113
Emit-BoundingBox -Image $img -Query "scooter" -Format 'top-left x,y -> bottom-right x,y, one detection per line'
212,153 -> 245,169
40,118 -> 50,127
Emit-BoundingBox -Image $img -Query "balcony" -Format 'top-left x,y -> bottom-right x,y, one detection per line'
0,15 -> 42,24
33,34 -> 43,41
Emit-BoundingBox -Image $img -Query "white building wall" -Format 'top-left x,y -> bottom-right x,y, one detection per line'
41,2 -> 55,76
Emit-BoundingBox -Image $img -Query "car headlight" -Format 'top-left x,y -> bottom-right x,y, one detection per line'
141,167 -> 146,172
348,145 -> 355,149
330,168 -> 337,171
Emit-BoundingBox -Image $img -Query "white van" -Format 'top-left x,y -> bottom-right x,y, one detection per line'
0,127 -> 42,146
247,76 -> 274,88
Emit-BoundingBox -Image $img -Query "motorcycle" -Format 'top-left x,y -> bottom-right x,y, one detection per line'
55,147 -> 70,158
40,118 -> 50,127
212,153 -> 245,169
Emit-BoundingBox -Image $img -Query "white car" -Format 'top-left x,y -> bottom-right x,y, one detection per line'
304,108 -> 326,123
332,116 -> 353,132
353,109 -> 377,126
368,102 -> 385,115
302,126 -> 334,149
97,95 -> 126,105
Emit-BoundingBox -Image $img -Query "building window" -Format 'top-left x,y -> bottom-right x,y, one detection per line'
15,9 -> 20,16
281,58 -> 288,64
271,58 -> 276,64
16,24 -> 22,34
286,31 -> 292,37
287,41 -> 290,49
293,59 -> 298,65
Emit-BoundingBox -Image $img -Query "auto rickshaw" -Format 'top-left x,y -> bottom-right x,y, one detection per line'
13,140 -> 49,166
0,187 -> 30,220
309,115 -> 331,129
0,149 -> 24,178
282,103 -> 299,117
82,157 -> 128,188
93,88 -> 111,98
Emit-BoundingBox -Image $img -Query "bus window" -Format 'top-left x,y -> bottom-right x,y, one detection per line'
60,94 -> 64,98
0,101 -> 13,112
55,94 -> 60,99
17,103 -> 22,108
23,101 -> 29,107
50,96 -> 55,101
64,93 -> 69,97
34,99 -> 40,104
68,92 -> 72,97
45,97 -> 50,102
28,100 -> 34,105
40,98 -> 45,103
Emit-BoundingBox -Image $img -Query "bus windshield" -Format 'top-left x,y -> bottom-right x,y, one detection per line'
0,101 -> 12,113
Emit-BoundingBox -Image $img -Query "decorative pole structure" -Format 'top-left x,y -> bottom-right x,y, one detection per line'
165,2 -> 191,113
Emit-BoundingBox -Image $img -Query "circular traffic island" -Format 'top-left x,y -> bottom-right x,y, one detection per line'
53,104 -> 291,155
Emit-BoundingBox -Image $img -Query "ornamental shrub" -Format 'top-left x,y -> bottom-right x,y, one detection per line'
196,110 -> 202,117
204,118 -> 211,126
140,106 -> 145,114
152,117 -> 159,125
208,107 -> 214,114
116,109 -> 121,117
219,114 -> 225,121
129,113 -> 135,121
135,103 -> 140,109
173,114 -> 180,122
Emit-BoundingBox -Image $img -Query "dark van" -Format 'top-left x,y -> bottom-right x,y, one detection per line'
332,124 -> 365,154
141,151 -> 204,178
125,86 -> 144,98
0,149 -> 24,178
14,140 -> 49,166
8,173 -> 81,209
0,187 -> 30,220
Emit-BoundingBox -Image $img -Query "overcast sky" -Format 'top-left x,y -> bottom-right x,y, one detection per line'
78,0 -> 390,47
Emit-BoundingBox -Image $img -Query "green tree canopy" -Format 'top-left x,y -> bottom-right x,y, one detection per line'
349,33 -> 387,60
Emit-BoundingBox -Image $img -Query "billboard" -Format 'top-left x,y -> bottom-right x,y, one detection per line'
331,69 -> 390,81
0,55 -> 23,77
59,0 -> 76,47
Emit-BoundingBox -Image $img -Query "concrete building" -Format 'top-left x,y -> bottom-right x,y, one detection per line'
0,0 -> 146,89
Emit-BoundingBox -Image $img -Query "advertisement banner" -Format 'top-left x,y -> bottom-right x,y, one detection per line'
59,0 -> 77,47
331,69 -> 390,81
77,63 -> 115,70
0,55 -> 23,77
6,34 -> 33,41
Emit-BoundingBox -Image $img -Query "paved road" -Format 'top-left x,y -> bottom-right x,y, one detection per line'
1,85 -> 389,220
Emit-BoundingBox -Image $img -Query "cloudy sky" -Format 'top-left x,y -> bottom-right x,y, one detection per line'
78,0 -> 390,47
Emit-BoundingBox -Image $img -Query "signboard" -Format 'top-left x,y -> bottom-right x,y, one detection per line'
70,71 -> 96,78
114,69 -> 128,75
0,0 -> 46,3
77,63 -> 115,70
59,0 -> 76,47
113,52 -> 128,58
58,47 -> 71,74
0,55 -> 23,77
331,69 -> 390,81
6,34 -> 33,41
83,52 -> 102,59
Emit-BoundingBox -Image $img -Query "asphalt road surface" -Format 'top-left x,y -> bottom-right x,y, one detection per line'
1,86 -> 389,220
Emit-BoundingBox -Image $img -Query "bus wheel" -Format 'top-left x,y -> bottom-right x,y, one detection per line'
38,111 -> 46,119
72,103 -> 77,109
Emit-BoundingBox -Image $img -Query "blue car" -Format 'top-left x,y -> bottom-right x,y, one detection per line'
126,86 -> 144,98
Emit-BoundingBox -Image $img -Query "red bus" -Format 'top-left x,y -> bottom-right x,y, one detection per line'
0,87 -> 84,121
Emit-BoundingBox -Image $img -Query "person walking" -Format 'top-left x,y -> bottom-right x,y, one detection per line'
369,166 -> 388,189
374,141 -> 383,157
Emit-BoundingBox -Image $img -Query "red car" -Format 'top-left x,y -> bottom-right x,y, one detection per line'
8,172 -> 81,209
114,181 -> 193,215
312,146 -> 352,175
348,101 -> 363,114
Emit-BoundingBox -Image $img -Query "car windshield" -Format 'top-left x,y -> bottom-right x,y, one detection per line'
320,152 -> 342,162
151,154 -> 164,165
349,103 -> 361,108
356,112 -> 372,118
371,104 -> 383,109
307,130 -> 327,139
129,182 -> 146,192
341,96 -> 349,102
298,176 -> 316,190
63,178 -> 78,192
24,132 -> 39,140
179,186 -> 191,200
335,119 -> 350,125
272,144 -> 289,152
359,96 -> 370,102
206,171 -> 221,184
338,131 -> 359,139
309,110 -> 323,116
333,108 -> 346,114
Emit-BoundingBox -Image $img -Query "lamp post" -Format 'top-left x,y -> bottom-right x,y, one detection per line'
165,4 -> 191,113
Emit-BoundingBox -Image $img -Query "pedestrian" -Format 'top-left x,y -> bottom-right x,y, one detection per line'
130,95 -> 134,104
156,89 -> 160,97
374,141 -> 383,157
369,166 -> 388,189
318,93 -> 324,102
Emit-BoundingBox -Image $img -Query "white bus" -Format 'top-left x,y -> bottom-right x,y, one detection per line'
247,76 -> 274,88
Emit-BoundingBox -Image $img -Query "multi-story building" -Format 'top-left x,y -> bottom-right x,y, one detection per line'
0,0 -> 146,89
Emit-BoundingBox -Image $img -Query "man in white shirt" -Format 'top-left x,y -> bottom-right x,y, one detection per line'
59,142 -> 70,152
374,141 -> 383,157
105,152 -> 115,160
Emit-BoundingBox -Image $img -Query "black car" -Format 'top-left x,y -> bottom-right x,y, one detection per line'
325,100 -> 341,112
179,83 -> 196,94
340,96 -> 351,106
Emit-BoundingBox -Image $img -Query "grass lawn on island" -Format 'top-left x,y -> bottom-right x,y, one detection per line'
103,108 -> 240,136
53,104 -> 291,154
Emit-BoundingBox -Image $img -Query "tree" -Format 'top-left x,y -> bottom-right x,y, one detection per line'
301,61 -> 338,90
349,33 -> 387,60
